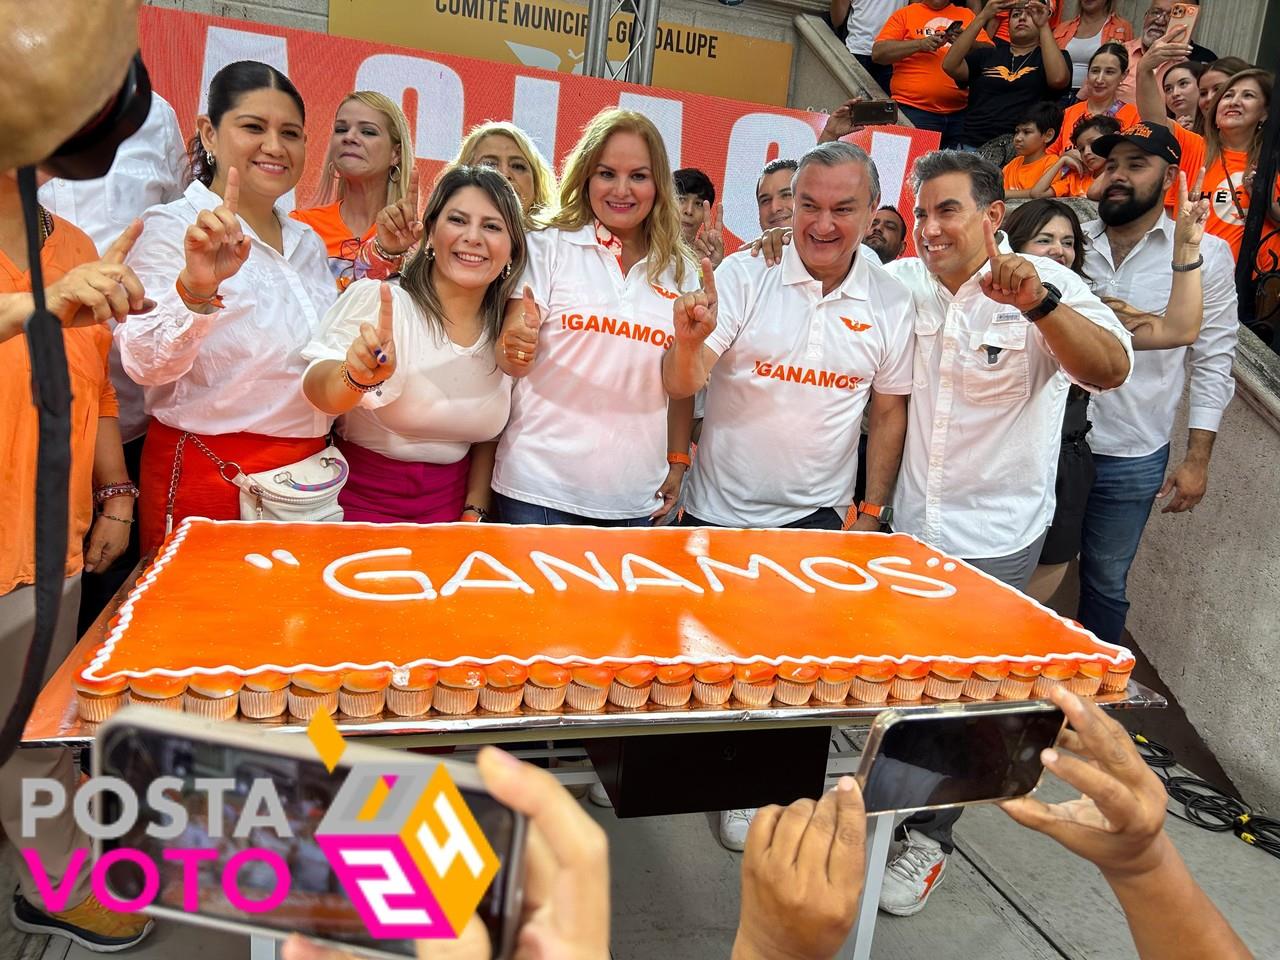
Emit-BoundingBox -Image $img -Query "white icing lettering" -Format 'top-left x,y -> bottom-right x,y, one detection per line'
529,550 -> 619,592
620,553 -> 705,594
799,557 -> 878,591
271,549 -> 299,566
245,553 -> 271,570
865,556 -> 958,599
324,549 -> 437,601
696,554 -> 815,594
439,551 -> 535,597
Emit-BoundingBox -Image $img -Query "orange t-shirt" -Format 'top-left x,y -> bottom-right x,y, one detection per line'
1051,100 -> 1140,157
1202,149 -> 1280,265
1004,154 -> 1059,192
1165,123 -> 1206,212
875,3 -> 989,114
1,216 -> 118,595
1052,168 -> 1095,198
290,201 -> 376,291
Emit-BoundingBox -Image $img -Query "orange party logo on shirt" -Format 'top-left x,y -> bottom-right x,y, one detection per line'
984,65 -> 1038,83
650,283 -> 680,300
840,317 -> 873,333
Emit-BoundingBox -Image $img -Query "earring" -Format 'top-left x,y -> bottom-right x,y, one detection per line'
424,245 -> 435,261
388,165 -> 400,183
501,262 -> 512,279
205,150 -> 216,168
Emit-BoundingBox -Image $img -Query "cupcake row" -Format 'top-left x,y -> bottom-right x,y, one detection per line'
75,656 -> 1136,724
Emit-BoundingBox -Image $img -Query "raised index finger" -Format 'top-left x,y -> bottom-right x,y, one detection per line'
102,219 -> 143,265
376,282 -> 394,341
983,218 -> 1001,263
700,257 -> 717,303
406,165 -> 420,213
223,164 -> 240,215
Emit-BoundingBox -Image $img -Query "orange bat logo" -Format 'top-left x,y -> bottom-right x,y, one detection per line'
650,283 -> 679,300
984,65 -> 1038,82
841,317 -> 872,332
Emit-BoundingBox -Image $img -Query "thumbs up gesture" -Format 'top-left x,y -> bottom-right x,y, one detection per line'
979,219 -> 1046,312
46,219 -> 150,326
673,258 -> 718,346
500,285 -> 543,375
181,165 -> 251,299
345,282 -> 397,386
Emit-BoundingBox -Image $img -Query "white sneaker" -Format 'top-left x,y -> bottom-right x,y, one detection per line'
718,808 -> 757,851
878,829 -> 946,916
588,780 -> 613,807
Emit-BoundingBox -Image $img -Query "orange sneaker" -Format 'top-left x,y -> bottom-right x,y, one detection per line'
10,890 -> 154,952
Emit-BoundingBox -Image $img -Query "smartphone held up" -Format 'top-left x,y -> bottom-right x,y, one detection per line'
68,710 -> 527,959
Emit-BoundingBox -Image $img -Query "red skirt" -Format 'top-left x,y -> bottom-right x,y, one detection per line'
139,421 -> 327,554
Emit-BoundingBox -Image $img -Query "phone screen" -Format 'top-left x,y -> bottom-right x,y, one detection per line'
97,725 -> 519,957
860,706 -> 1065,815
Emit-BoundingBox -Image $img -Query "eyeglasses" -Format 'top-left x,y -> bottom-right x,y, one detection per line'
1144,7 -> 1172,21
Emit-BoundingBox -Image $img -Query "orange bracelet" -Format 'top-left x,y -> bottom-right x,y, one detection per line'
175,275 -> 224,310
667,452 -> 692,468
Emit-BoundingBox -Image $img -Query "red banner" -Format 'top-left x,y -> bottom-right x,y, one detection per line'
139,7 -> 938,252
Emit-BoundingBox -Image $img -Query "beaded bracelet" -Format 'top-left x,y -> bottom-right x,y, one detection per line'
94,482 -> 139,506
340,360 -> 384,394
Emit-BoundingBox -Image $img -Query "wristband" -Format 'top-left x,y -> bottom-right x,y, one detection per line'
175,275 -> 224,310
94,481 -> 139,506
461,504 -> 490,522
1171,255 -> 1204,273
667,452 -> 692,468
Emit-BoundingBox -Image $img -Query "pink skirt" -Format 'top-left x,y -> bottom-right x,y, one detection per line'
337,439 -> 470,524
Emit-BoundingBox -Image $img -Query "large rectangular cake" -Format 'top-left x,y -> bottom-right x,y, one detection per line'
74,518 -> 1134,721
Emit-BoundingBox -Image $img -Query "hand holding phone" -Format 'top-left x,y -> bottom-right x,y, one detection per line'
1164,2 -> 1200,42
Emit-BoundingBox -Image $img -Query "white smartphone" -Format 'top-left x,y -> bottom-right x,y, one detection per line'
92,709 -> 527,959
856,700 -> 1067,816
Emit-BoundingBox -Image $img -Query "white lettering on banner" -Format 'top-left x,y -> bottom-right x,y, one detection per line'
868,131 -> 913,209
311,547 -> 956,599
512,75 -> 561,161
617,93 -> 684,167
355,54 -> 464,162
200,27 -> 295,211
723,113 -> 817,241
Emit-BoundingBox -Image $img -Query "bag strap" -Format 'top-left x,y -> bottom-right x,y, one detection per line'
0,168 -> 71,766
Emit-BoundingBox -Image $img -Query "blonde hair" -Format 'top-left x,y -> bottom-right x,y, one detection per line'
543,108 -> 694,286
452,121 -> 556,226
312,91 -> 413,207
1204,69 -> 1273,175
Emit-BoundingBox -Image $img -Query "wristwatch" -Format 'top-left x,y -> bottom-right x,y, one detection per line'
1022,282 -> 1062,323
858,501 -> 893,528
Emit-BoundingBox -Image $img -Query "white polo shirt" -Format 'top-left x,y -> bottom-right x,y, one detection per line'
683,244 -> 914,527
492,224 -> 699,519
886,237 -> 1133,558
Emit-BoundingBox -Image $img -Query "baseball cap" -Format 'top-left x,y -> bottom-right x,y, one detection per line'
1092,122 -> 1181,165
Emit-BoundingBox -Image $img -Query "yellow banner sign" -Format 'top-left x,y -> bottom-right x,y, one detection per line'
330,0 -> 793,106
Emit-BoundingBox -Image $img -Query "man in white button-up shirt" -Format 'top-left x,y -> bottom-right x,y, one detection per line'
879,150 -> 1133,917
1078,123 -> 1238,646
664,141 -> 913,534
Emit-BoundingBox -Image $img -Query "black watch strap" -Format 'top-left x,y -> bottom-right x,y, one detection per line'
1022,281 -> 1062,323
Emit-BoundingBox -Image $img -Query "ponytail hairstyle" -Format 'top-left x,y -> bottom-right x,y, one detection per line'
186,60 -> 306,187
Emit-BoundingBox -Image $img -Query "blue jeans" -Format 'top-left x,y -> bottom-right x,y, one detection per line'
895,103 -> 966,150
494,493 -> 651,527
1077,445 -> 1171,644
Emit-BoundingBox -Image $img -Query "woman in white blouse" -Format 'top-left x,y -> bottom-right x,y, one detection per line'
495,108 -> 697,525
301,167 -> 524,523
119,61 -> 336,552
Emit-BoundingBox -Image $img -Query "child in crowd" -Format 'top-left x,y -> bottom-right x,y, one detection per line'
1033,115 -> 1122,199
1003,102 -> 1064,199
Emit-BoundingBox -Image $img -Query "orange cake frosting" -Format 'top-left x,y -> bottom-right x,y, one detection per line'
82,519 -> 1133,719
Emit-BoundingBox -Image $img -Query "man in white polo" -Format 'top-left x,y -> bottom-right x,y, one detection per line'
664,140 -> 913,536
663,140 -> 914,853
881,148 -> 1133,917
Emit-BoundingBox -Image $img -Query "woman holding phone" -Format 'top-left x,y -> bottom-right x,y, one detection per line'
493,108 -> 696,525
119,61 -> 337,552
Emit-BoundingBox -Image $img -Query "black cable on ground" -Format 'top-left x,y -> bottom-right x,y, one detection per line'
1131,733 -> 1280,861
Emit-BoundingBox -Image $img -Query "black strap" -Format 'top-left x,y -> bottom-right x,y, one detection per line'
0,168 -> 72,766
